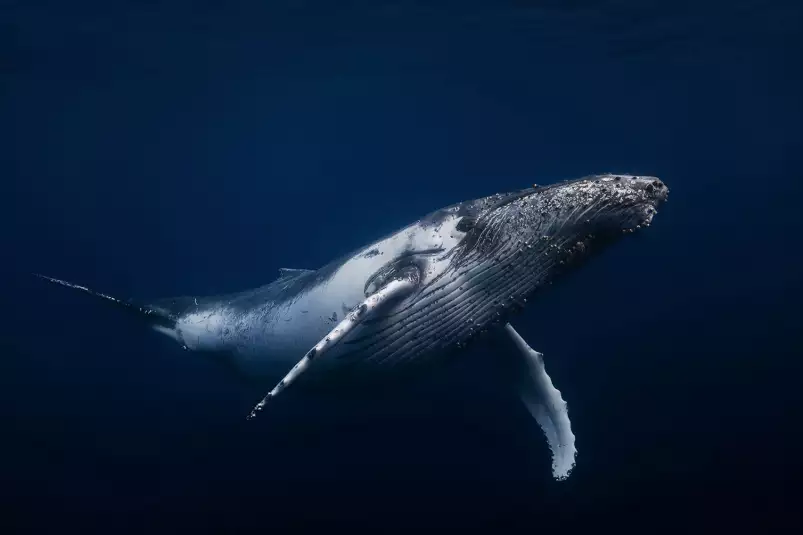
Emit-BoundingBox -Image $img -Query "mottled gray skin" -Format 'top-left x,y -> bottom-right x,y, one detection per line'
141,174 -> 668,382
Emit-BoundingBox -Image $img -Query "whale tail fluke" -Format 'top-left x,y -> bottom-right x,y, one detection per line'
34,273 -> 176,330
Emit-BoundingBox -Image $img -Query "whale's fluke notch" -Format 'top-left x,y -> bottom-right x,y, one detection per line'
33,273 -> 176,329
503,323 -> 577,481
247,274 -> 419,420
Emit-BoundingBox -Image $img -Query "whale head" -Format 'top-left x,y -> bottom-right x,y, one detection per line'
442,174 -> 669,290
451,173 -> 669,270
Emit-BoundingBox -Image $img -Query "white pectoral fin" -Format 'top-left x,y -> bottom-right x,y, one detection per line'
504,323 -> 577,481
246,276 -> 418,420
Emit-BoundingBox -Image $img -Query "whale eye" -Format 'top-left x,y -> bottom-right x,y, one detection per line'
456,216 -> 476,232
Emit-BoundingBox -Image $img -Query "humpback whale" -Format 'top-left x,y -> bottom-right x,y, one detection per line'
37,173 -> 669,480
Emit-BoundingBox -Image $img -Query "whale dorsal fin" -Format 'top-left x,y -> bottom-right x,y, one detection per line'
278,268 -> 314,279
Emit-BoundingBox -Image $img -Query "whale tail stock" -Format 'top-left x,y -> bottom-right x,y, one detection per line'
33,273 -> 177,331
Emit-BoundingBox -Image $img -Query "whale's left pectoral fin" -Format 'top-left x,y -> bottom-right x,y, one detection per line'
246,275 -> 419,420
503,323 -> 577,481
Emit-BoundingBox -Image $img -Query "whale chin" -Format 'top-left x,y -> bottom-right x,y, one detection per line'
618,200 -> 661,234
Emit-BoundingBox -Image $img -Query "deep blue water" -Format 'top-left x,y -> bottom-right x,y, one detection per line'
2,1 -> 802,532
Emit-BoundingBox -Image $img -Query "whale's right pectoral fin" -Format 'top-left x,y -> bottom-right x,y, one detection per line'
246,274 -> 419,420
503,323 -> 577,481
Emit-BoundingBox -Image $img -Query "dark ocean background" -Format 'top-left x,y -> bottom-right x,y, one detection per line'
2,0 -> 802,532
